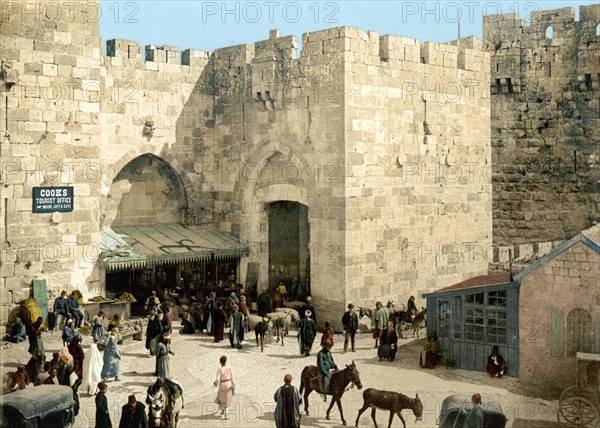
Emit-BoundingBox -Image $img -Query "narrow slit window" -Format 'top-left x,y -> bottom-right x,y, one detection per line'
506,78 -> 514,94
585,74 -> 592,91
495,78 -> 502,93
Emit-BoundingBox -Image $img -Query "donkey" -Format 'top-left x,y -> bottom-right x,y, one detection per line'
267,313 -> 291,346
355,388 -> 423,428
254,317 -> 271,352
300,361 -> 363,426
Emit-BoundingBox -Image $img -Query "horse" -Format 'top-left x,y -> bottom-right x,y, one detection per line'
25,349 -> 46,386
254,317 -> 272,352
355,388 -> 423,428
299,361 -> 363,426
146,378 -> 184,428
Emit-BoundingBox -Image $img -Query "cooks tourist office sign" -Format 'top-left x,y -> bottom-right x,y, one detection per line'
32,187 -> 74,213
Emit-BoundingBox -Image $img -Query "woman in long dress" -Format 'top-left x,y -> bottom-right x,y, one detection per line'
213,355 -> 235,420
101,334 -> 121,381
91,311 -> 105,343
155,333 -> 172,379
145,308 -> 162,357
212,302 -> 227,343
81,343 -> 104,395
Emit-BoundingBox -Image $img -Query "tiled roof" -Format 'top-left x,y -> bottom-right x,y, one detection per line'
426,273 -> 512,294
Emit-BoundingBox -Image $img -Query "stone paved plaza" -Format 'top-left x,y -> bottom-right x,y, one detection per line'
1,324 -> 561,427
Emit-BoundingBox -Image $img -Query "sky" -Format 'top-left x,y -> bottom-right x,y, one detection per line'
99,1 -> 598,54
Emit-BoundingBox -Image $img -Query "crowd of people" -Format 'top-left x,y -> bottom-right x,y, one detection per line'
2,284 -> 503,428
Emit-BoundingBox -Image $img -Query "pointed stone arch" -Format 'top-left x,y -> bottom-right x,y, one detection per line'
101,152 -> 191,227
233,139 -> 317,288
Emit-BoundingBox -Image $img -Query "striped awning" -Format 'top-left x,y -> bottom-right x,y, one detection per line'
100,224 -> 248,271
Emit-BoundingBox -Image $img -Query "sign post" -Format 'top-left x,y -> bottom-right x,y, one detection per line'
32,187 -> 74,213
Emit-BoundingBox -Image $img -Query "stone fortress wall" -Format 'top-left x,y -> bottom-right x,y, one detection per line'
484,4 -> 600,245
1,1 -> 594,326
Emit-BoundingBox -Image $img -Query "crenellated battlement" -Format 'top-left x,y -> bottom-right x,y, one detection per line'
485,4 -> 600,42
102,24 -> 488,78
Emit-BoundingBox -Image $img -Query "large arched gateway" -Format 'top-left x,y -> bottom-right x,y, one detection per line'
100,154 -> 247,314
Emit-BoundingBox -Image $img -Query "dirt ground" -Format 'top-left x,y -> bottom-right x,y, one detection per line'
1,325 -> 563,428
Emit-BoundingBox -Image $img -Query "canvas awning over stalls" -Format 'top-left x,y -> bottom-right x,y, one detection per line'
100,224 -> 249,272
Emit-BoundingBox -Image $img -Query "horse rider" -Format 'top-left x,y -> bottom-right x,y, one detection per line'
317,341 -> 338,401
407,296 -> 417,321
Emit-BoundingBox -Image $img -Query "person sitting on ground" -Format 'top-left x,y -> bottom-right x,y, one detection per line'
3,317 -> 26,343
107,313 -> 120,333
62,319 -> 83,345
486,345 -> 506,377
378,321 -> 398,362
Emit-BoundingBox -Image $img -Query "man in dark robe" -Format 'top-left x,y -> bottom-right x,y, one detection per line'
378,321 -> 398,361
300,297 -> 317,324
486,346 -> 506,377
288,277 -> 302,302
145,308 -> 162,356
228,304 -> 244,349
257,287 -> 272,317
118,395 -> 148,428
274,374 -> 302,428
9,365 -> 28,391
162,305 -> 173,334
298,310 -> 317,356
203,292 -> 216,333
69,335 -> 85,378
96,381 -> 112,428
27,316 -> 45,354
212,301 -> 227,343
341,304 -> 359,353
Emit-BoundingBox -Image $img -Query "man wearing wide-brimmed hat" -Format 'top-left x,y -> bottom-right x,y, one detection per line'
342,303 -> 359,353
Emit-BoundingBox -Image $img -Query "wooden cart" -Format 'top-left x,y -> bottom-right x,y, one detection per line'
558,352 -> 600,428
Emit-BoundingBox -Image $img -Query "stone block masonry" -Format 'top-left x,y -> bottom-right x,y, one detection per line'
0,0 -> 493,329
485,4 -> 600,245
